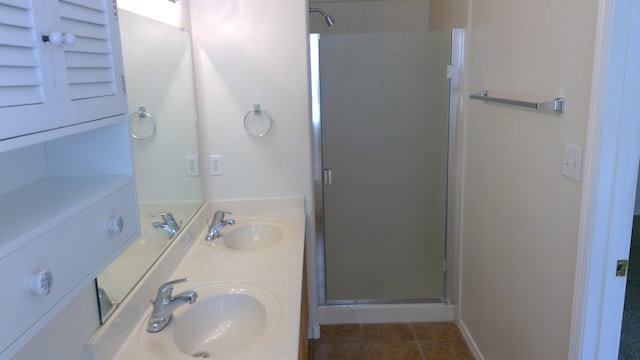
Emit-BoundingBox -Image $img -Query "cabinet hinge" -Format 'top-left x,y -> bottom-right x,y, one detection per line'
113,0 -> 119,20
442,259 -> 447,272
121,75 -> 127,95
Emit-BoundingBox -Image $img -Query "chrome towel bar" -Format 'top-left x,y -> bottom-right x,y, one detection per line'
470,90 -> 565,113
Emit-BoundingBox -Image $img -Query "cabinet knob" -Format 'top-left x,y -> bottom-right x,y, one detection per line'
29,270 -> 53,296
62,33 -> 76,46
107,215 -> 124,234
42,32 -> 76,47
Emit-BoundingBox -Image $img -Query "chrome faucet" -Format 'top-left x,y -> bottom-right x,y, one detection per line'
206,210 -> 235,241
153,212 -> 180,237
147,278 -> 197,333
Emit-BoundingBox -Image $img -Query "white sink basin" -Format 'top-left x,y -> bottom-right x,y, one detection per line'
137,282 -> 280,359
221,223 -> 283,251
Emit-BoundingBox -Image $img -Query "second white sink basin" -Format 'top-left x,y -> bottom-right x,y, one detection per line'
221,223 -> 283,251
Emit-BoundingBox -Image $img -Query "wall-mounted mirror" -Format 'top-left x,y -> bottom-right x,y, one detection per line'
96,9 -> 203,322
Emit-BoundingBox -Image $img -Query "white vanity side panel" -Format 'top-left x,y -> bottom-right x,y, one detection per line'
11,283 -> 101,360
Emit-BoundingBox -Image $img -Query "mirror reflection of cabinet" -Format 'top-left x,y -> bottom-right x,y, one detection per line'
96,8 -> 203,322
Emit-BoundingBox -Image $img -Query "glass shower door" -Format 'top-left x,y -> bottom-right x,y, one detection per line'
318,30 -> 452,302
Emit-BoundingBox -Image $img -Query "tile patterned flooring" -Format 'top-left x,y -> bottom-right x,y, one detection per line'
309,323 -> 474,360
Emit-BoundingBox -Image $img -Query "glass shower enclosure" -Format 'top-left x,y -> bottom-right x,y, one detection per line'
312,29 -> 454,304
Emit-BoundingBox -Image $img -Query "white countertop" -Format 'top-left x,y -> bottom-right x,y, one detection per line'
87,198 -> 306,360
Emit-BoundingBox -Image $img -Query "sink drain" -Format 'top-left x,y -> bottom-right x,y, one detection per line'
192,352 -> 210,358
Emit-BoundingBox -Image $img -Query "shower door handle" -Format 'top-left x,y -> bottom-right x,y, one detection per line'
323,169 -> 333,185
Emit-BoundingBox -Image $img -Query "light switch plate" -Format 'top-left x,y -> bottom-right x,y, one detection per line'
562,144 -> 582,182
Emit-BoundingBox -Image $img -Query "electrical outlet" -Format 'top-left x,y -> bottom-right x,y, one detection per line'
562,144 -> 582,182
209,155 -> 223,176
185,155 -> 199,176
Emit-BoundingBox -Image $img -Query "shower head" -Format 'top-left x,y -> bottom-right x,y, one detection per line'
310,7 -> 335,27
324,14 -> 335,27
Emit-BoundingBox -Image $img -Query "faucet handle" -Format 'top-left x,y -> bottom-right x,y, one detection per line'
159,212 -> 178,224
214,210 -> 232,218
155,277 -> 189,302
211,210 -> 233,225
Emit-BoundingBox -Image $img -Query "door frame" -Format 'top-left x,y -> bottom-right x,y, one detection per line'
569,0 -> 640,358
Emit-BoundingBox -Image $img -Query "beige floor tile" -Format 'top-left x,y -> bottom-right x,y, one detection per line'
311,322 -> 473,360
412,322 -> 463,341
420,340 -> 474,360
312,342 -> 367,360
447,340 -> 475,359
420,340 -> 455,360
317,324 -> 365,344
366,341 -> 423,360
363,323 -> 415,342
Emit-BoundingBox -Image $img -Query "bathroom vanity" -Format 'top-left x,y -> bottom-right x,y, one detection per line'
0,1 -> 139,357
87,198 -> 307,360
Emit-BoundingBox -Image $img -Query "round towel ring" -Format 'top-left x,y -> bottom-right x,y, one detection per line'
243,104 -> 273,138
129,107 -> 156,141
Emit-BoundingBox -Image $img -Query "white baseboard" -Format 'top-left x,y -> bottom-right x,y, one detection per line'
458,319 -> 484,360
317,303 -> 454,324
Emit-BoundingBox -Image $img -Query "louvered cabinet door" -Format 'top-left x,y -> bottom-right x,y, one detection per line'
0,0 -> 60,140
50,0 -> 127,127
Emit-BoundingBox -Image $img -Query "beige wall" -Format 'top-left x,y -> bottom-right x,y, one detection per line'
309,0 -> 430,34
459,0 -> 598,359
188,0 -> 313,204
429,0 -> 469,30
309,0 -> 468,32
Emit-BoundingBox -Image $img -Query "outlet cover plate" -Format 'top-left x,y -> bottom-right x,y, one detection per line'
185,155 -> 199,176
209,155 -> 223,176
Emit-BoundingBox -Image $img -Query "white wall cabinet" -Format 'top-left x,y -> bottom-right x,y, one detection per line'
0,0 -> 127,140
0,0 -> 138,357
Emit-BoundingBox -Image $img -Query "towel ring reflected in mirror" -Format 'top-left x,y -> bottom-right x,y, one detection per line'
129,107 -> 157,140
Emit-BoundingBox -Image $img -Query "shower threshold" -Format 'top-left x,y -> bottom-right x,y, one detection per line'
318,301 -> 454,325
325,297 -> 449,306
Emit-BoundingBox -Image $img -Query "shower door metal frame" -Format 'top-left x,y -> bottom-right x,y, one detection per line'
312,29 -> 464,307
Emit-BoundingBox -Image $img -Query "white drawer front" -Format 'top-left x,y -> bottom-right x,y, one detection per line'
0,182 -> 137,354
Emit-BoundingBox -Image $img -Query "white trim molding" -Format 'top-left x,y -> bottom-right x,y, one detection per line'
570,0 -> 640,358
